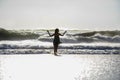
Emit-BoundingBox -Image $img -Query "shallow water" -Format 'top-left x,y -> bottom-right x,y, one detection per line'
0,48 -> 120,54
74,55 -> 120,80
0,54 -> 120,80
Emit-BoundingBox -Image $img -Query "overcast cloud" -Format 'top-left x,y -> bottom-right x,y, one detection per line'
0,0 -> 120,30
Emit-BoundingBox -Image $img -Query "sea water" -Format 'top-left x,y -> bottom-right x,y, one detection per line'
0,29 -> 120,80
0,29 -> 120,54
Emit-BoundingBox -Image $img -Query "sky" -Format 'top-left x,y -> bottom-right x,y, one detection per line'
0,0 -> 120,30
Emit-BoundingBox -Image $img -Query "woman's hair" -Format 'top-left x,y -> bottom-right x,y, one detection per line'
55,28 -> 59,34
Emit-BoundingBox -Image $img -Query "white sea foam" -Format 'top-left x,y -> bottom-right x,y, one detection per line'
0,29 -> 120,54
0,40 -> 120,54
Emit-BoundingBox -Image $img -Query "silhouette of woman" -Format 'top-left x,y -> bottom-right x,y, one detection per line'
47,28 -> 67,55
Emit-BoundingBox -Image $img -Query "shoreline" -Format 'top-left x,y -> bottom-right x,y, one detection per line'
0,49 -> 120,55
0,54 -> 120,80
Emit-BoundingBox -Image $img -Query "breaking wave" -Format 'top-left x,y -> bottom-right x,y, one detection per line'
0,28 -> 120,54
0,28 -> 120,43
0,28 -> 39,40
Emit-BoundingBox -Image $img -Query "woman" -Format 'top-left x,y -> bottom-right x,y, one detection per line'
47,28 -> 67,55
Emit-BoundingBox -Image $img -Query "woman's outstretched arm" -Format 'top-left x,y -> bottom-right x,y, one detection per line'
60,31 -> 67,36
47,30 -> 54,37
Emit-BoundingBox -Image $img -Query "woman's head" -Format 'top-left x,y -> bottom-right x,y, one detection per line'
55,28 -> 59,33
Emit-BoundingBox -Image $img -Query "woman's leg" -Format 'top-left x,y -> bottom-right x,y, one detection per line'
54,44 -> 58,55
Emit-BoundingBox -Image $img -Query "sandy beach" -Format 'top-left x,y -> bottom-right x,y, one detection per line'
0,54 -> 120,80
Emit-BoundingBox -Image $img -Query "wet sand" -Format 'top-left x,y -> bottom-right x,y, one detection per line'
0,54 -> 120,80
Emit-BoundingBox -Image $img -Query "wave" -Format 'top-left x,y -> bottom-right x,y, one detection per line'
0,28 -> 39,40
92,33 -> 120,42
0,39 -> 120,54
0,49 -> 120,54
38,34 -> 120,43
73,30 -> 120,37
0,28 -> 120,43
0,41 -> 120,54
75,33 -> 120,43
74,30 -> 120,43
0,40 -> 120,50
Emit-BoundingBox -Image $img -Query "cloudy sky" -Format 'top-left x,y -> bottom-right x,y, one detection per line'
0,0 -> 120,30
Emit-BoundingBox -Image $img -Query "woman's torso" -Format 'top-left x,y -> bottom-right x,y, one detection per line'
53,33 -> 60,44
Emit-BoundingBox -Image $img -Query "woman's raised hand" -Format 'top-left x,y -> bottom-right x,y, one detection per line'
63,31 -> 67,35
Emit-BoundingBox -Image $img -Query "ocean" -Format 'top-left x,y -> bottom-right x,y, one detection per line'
0,28 -> 120,80
0,28 -> 120,54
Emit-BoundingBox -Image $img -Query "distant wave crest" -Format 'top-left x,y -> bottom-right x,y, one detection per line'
0,28 -> 39,40
0,28 -> 120,43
